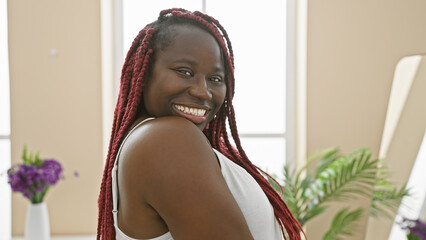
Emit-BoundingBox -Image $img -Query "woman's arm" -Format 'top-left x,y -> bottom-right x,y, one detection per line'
118,116 -> 254,240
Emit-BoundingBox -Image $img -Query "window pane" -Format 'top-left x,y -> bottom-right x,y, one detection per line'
0,0 -> 10,136
0,139 -> 11,238
123,0 -> 202,53
206,0 -> 286,134
0,0 -> 11,238
240,137 -> 286,179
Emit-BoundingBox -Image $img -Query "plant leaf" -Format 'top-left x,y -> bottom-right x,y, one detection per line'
370,183 -> 409,219
301,148 -> 378,223
322,208 -> 364,240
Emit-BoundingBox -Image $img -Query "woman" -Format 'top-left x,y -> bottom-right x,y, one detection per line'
98,8 -> 303,240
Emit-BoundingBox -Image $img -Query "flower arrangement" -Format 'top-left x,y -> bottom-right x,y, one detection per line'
7,146 -> 64,204
399,218 -> 426,240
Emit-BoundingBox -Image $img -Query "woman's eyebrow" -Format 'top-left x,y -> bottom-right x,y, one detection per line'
173,58 -> 198,66
173,58 -> 224,73
213,66 -> 225,75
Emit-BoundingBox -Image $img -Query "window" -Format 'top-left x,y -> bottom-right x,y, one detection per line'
0,0 -> 11,238
121,0 -> 287,177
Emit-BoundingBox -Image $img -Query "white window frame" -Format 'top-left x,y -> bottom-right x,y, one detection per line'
0,0 -> 11,239
286,0 -> 308,169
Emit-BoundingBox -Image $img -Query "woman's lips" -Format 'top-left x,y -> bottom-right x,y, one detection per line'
173,104 -> 208,124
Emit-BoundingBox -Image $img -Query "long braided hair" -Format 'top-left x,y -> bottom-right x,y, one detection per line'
98,8 -> 303,240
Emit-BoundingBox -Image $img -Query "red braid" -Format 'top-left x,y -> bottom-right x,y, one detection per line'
98,8 -> 304,240
97,27 -> 155,239
193,11 -> 235,67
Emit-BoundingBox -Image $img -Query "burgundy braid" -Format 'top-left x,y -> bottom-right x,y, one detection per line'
98,8 -> 303,240
193,11 -> 235,67
97,27 -> 155,239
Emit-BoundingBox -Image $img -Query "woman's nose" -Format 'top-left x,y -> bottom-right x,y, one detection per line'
188,76 -> 212,100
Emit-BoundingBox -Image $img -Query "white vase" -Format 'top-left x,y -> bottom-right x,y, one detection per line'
25,202 -> 50,240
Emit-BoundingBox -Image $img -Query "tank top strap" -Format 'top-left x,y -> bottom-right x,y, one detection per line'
112,117 -> 155,227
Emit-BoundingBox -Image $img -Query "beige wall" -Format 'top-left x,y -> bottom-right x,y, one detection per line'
306,0 -> 426,239
8,0 -> 103,236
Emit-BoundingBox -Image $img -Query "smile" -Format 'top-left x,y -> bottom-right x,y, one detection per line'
174,104 -> 207,117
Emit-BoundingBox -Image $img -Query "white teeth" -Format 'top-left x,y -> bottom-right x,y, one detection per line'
175,105 -> 206,117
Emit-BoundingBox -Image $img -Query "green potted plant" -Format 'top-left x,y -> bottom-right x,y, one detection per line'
268,148 -> 409,239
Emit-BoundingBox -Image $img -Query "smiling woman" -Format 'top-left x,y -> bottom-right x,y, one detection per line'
142,25 -> 226,129
97,8 -> 303,240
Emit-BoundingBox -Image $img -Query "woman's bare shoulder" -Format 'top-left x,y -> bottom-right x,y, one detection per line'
121,116 -> 212,159
140,116 -> 208,140
118,116 -> 254,239
118,116 -> 217,186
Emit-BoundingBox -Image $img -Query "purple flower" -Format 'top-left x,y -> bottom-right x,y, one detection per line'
400,218 -> 426,239
7,164 -> 38,192
40,159 -> 63,185
7,155 -> 64,203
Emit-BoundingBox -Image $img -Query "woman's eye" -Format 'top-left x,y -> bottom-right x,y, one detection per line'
209,76 -> 223,83
176,69 -> 192,77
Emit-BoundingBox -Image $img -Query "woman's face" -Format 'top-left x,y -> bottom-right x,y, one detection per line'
143,25 -> 227,130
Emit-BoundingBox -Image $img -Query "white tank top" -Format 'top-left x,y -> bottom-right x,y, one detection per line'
111,118 -> 283,240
